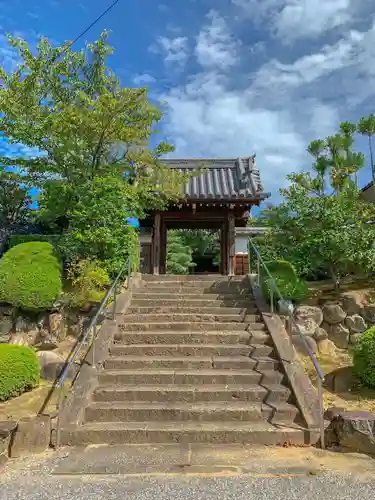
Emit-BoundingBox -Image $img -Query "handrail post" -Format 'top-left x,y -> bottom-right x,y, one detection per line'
112,283 -> 117,321
256,256 -> 260,285
317,376 -> 325,449
55,385 -> 65,450
248,241 -> 252,274
92,324 -> 97,368
270,281 -> 274,314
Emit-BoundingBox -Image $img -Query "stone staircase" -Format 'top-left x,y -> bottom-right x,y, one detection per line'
61,275 -> 311,446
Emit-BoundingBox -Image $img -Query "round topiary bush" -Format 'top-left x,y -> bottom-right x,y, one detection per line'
0,241 -> 62,310
353,326 -> 375,388
260,259 -> 309,304
261,259 -> 297,300
0,344 -> 40,401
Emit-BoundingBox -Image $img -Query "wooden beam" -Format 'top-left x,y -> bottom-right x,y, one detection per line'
152,212 -> 161,275
228,211 -> 235,276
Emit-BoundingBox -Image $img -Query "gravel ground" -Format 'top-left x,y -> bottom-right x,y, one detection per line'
1,472 -> 375,500
1,446 -> 374,500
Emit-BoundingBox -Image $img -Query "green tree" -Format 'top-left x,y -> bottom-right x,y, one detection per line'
174,230 -> 219,258
358,114 -> 375,183
0,32 -> 186,267
0,168 -> 32,228
166,231 -> 195,275
255,123 -> 375,287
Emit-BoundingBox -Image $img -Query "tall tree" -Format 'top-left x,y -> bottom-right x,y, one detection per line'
255,123 -> 375,287
358,114 -> 375,183
0,32 -> 186,269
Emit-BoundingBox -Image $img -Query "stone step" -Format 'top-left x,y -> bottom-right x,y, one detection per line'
127,305 -> 258,314
109,343 -> 272,357
60,421 -> 306,446
113,330 -> 271,345
97,369 -> 285,386
132,292 -> 253,300
141,285 -> 250,294
142,275 -> 240,282
104,354 -> 277,371
92,383 -> 291,404
84,401 -> 298,424
142,279 -> 246,287
123,313 -> 260,323
119,322 -> 266,332
130,298 -> 256,308
113,330 -> 270,345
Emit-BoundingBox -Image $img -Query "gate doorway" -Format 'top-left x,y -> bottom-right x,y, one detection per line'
166,229 -> 220,275
138,157 -> 269,275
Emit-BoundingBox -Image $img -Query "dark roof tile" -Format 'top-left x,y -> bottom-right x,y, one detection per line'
162,156 -> 268,201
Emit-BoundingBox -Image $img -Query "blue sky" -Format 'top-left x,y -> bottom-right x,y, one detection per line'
1,0 -> 375,207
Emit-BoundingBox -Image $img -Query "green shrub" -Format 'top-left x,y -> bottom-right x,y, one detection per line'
64,258 -> 110,308
8,234 -> 58,250
166,231 -> 195,275
0,242 -> 62,310
289,278 -> 309,302
260,259 -> 309,304
0,344 -> 40,401
261,259 -> 297,299
353,326 -> 375,388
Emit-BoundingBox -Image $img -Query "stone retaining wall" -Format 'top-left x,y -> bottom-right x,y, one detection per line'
285,296 -> 375,354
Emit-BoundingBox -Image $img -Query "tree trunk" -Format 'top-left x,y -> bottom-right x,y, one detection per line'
329,267 -> 340,292
369,135 -> 375,183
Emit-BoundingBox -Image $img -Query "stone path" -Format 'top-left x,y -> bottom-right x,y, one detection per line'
1,445 -> 375,500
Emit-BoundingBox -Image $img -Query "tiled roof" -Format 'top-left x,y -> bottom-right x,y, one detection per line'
162,156 -> 269,202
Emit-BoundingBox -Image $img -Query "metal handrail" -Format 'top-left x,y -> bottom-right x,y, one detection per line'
54,256 -> 132,448
248,237 -> 325,449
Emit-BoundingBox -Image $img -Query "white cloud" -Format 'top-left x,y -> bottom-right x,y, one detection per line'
161,72 -> 339,196
150,36 -> 189,66
195,10 -> 240,69
251,21 -> 375,107
233,0 -> 354,42
154,6 -> 375,201
133,73 -> 156,85
0,34 -> 21,72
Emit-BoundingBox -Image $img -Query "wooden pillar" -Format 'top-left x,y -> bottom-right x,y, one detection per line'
152,212 -> 161,275
228,211 -> 235,276
220,222 -> 228,275
159,220 -> 167,274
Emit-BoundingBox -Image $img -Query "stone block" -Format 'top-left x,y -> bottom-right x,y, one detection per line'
345,314 -> 367,333
48,313 -> 67,342
322,304 -> 346,324
341,295 -> 363,316
362,304 -> 375,323
324,366 -> 355,393
326,411 -> 375,455
9,415 -> 51,458
295,305 -> 323,326
313,327 -> 328,341
316,338 -> 336,356
329,322 -> 350,349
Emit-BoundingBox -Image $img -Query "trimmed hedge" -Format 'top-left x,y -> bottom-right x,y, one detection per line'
261,259 -> 309,304
353,326 -> 375,389
7,234 -> 58,250
0,242 -> 62,310
0,344 -> 40,401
